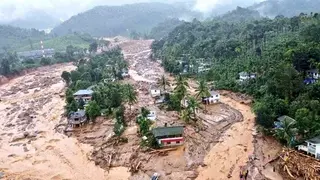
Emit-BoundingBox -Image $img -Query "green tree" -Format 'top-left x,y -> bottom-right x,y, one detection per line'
187,96 -> 200,120
78,98 -> 85,109
40,57 -> 51,65
86,100 -> 101,122
61,71 -> 71,86
196,79 -> 210,110
124,84 -> 137,111
157,74 -> 170,91
89,42 -> 98,53
66,99 -> 78,114
275,117 -> 297,147
174,75 -> 189,101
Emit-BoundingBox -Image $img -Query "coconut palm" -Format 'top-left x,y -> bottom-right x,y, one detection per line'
275,117 -> 297,147
174,75 -> 189,101
124,84 -> 137,111
157,75 -> 170,91
187,96 -> 200,120
196,79 -> 210,110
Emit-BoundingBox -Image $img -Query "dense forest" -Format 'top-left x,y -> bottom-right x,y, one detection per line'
52,2 -> 199,37
148,18 -> 184,40
151,8 -> 320,146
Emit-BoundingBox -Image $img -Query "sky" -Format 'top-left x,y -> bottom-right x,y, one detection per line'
0,0 -> 264,22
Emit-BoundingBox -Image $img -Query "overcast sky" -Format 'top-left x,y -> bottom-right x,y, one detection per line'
0,0 -> 264,22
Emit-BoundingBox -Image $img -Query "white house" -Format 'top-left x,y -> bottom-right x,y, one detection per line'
239,72 -> 256,82
147,111 -> 157,121
150,88 -> 161,98
297,135 -> 320,159
202,91 -> 220,104
307,69 -> 319,79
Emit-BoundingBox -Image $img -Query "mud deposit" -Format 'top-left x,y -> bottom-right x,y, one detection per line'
0,64 -> 112,179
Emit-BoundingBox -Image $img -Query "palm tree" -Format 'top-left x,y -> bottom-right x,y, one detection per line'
174,75 -> 189,101
181,109 -> 191,123
157,75 -> 170,91
187,96 -> 200,120
124,84 -> 137,111
275,117 -> 297,147
196,79 -> 210,110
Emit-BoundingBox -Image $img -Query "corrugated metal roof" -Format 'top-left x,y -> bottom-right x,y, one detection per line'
307,135 -> 320,144
73,89 -> 93,96
152,126 -> 184,138
277,115 -> 295,123
210,90 -> 219,96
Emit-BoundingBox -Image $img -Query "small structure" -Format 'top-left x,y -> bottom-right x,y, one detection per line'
152,126 -> 184,147
297,135 -> 320,159
17,49 -> 55,59
304,77 -> 316,85
274,115 -> 296,129
307,69 -> 319,79
150,85 -> 161,98
239,72 -> 256,82
147,111 -> 157,121
202,90 -> 220,104
155,95 -> 166,104
73,89 -> 93,103
68,110 -> 87,127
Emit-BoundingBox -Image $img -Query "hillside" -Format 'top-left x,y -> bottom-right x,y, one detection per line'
149,18 -> 184,40
250,0 -> 320,17
52,2 -> 197,37
0,25 -> 48,51
16,33 -> 95,52
152,10 -> 320,153
0,25 -> 94,52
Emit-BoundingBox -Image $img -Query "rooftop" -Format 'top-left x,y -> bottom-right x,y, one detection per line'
307,69 -> 318,73
307,135 -> 320,144
210,90 -> 219,96
73,89 -> 93,96
69,110 -> 86,119
277,115 -> 296,124
152,126 -> 184,138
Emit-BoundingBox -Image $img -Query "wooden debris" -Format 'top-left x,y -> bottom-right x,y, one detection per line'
149,147 -> 177,154
277,148 -> 320,180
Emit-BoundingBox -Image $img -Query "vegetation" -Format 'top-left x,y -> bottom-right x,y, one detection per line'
52,3 -> 196,37
152,10 -> 320,146
148,18 -> 184,40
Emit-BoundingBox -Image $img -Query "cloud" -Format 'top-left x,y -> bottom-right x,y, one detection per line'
193,0 -> 264,14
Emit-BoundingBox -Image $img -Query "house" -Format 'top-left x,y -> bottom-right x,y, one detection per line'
304,77 -> 317,85
239,72 -> 256,82
152,126 -> 184,147
297,135 -> 320,159
150,85 -> 161,98
73,89 -> 93,103
274,115 -> 296,129
17,49 -> 55,59
202,91 -> 220,104
307,69 -> 319,79
155,95 -> 166,104
68,110 -> 87,127
147,111 -> 157,121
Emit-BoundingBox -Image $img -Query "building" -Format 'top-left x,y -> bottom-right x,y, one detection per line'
307,69 -> 319,79
73,89 -> 93,103
239,72 -> 256,82
274,115 -> 296,129
202,91 -> 220,104
304,77 -> 317,85
17,49 -> 55,59
150,85 -> 161,98
68,110 -> 87,127
152,126 -> 184,147
147,111 -> 157,121
297,135 -> 320,159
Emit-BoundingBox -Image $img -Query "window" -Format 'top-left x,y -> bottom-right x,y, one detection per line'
176,141 -> 180,144
216,95 -> 218,97
167,142 -> 171,145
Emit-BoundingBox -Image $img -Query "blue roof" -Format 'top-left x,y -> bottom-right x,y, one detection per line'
73,89 -> 93,96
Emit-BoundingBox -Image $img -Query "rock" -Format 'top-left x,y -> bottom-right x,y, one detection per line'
11,134 -> 26,142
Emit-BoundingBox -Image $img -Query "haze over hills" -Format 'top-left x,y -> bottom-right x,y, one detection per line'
51,2 -> 200,37
250,0 -> 320,17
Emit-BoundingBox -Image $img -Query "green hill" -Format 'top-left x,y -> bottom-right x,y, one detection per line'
52,2 -> 197,37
